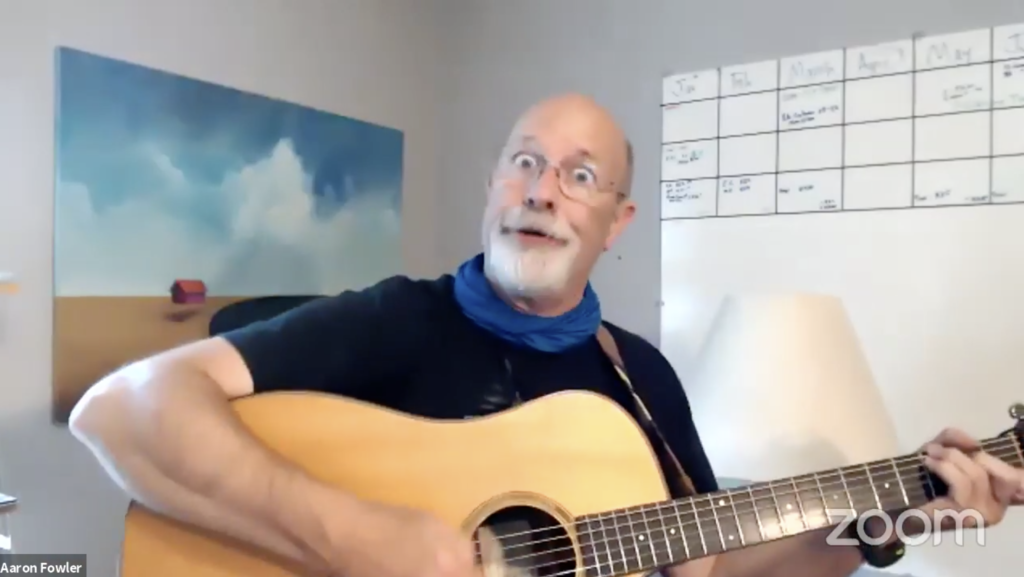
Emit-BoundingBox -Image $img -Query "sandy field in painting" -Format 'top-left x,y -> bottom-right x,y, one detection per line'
52,296 -> 247,423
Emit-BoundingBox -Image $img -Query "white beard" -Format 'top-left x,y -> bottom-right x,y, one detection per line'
485,228 -> 577,298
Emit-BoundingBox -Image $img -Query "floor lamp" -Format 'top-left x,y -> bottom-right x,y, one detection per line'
684,292 -> 900,484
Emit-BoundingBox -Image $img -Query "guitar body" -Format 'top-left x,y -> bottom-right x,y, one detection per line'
121,390 -> 671,577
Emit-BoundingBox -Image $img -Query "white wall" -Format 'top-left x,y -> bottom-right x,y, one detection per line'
0,0 -> 445,574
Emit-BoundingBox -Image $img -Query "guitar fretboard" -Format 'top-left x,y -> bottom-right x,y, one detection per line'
572,432 -> 1023,577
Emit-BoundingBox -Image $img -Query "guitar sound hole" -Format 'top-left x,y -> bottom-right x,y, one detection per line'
473,506 -> 576,577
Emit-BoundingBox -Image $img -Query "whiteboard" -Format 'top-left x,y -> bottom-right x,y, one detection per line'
661,23 -> 1024,220
661,22 -> 1024,577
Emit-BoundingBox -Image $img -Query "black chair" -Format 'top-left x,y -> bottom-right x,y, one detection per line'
208,296 -> 323,336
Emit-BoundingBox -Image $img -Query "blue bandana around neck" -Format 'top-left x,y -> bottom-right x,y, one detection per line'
453,253 -> 602,353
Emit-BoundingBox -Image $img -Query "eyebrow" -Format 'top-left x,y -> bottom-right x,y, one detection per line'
518,135 -> 598,162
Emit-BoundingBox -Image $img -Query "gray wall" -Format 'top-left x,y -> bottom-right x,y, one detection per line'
2,0 -> 1023,575
0,0 -> 445,575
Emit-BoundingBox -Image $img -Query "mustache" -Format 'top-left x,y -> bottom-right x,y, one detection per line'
498,208 -> 575,242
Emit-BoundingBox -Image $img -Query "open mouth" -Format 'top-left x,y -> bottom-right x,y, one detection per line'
502,226 -> 567,246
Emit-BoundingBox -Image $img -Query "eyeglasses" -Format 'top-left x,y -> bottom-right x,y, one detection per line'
500,151 -> 624,203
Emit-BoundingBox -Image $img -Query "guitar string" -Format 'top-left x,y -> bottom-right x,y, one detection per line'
471,438 -> 1020,570
493,480 -> 947,571
496,445 -> 1020,575
484,441 -> 1019,565
472,436 -> 1019,548
499,485 -> 937,577
485,442 -> 1015,573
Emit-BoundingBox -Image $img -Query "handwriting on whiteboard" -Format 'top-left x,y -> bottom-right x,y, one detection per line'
995,60 -> 1024,107
998,29 -> 1024,57
942,82 -> 988,109
777,171 -> 842,213
781,51 -> 843,88
721,61 -> 778,96
778,181 -> 839,211
664,180 -> 701,203
659,21 -> 1024,220
916,29 -> 991,70
661,179 -> 717,219
847,41 -> 912,78
914,189 -> 989,205
780,84 -> 843,129
664,144 -> 705,167
663,70 -> 718,103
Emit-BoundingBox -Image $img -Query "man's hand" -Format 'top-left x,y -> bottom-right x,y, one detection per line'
331,500 -> 483,577
919,427 -> 1024,531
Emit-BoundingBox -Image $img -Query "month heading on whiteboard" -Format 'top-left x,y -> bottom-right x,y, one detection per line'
661,23 -> 1024,220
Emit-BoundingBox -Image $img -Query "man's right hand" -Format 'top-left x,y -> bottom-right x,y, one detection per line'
330,499 -> 483,577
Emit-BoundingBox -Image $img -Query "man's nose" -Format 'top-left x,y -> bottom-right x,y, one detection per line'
524,166 -> 560,210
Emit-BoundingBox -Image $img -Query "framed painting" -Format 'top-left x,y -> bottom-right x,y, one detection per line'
52,47 -> 403,423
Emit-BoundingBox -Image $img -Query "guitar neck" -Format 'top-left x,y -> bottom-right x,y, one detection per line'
574,432 -> 1024,577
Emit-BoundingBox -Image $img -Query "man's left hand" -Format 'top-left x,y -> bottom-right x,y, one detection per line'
919,427 -> 1024,532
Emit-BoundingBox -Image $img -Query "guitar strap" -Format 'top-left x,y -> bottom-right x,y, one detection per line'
596,325 -> 697,497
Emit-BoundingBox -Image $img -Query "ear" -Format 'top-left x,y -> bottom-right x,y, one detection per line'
604,198 -> 636,251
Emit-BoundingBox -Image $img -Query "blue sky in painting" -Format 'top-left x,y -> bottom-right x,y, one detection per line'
54,47 -> 403,296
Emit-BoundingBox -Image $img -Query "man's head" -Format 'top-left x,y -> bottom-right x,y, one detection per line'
482,93 -> 636,311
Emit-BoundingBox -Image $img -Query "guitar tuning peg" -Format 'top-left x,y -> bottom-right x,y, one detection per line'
1009,403 -> 1024,421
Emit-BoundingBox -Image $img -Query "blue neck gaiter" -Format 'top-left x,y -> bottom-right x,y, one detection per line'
452,253 -> 602,353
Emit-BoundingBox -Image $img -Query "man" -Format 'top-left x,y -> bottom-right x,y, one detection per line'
70,93 -> 1023,577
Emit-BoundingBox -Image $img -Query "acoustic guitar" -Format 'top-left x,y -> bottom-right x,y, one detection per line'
121,391 -> 1024,577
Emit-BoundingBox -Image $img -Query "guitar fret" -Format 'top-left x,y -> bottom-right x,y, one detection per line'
1011,433 -> 1024,466
708,495 -> 726,551
746,486 -> 767,542
864,464 -> 882,510
577,514 -> 609,577
670,500 -> 691,559
877,459 -> 906,509
600,513 -> 619,576
837,468 -> 856,513
812,473 -> 830,524
602,513 -> 626,575
652,505 -> 674,565
794,475 -> 830,529
892,461 -> 909,506
621,507 -> 642,572
766,482 -> 788,536
771,479 -> 803,535
626,506 -> 655,570
746,483 -> 782,540
711,493 -> 742,550
573,432 -> 1022,577
639,506 -> 659,566
789,478 -> 809,531
725,491 -> 745,547
691,497 -> 708,556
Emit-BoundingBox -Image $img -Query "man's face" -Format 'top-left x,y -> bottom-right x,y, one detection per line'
481,99 -> 635,300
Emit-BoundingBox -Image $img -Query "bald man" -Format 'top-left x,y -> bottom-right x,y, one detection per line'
70,94 -> 1023,577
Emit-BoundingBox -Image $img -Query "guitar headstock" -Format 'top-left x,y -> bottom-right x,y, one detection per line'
1009,402 -> 1024,448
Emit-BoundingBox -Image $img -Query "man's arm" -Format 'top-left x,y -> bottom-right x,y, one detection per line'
69,277 -> 422,574
71,338 -> 350,570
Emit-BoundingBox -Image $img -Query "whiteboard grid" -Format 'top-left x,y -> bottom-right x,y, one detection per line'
660,24 -> 1024,220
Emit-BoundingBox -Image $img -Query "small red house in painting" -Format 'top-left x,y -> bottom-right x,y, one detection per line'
170,279 -> 207,305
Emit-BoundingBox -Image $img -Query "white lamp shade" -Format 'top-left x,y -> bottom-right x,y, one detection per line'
686,293 -> 900,481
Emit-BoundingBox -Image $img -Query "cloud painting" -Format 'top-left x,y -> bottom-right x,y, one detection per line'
52,47 -> 403,422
